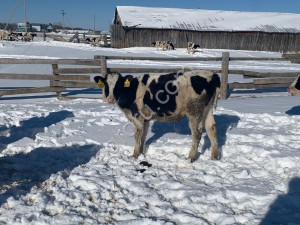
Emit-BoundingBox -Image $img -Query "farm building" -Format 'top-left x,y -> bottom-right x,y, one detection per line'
111,6 -> 300,52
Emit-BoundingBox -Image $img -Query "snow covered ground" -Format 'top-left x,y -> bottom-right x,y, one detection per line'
0,40 -> 300,225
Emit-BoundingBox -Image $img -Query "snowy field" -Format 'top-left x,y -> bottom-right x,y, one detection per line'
0,40 -> 300,225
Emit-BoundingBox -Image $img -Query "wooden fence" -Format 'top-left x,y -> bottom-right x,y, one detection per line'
0,58 -> 100,100
0,53 -> 299,100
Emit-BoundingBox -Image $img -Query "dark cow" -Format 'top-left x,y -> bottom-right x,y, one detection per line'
166,41 -> 175,50
187,42 -> 201,54
94,70 -> 220,161
288,75 -> 300,96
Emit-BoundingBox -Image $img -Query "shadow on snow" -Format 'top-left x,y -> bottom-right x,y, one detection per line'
0,144 -> 100,206
259,177 -> 300,225
146,114 -> 240,160
285,106 -> 300,116
0,110 -> 74,151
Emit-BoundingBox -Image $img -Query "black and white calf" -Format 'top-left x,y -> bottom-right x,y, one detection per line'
187,42 -> 200,54
94,70 -> 220,161
288,75 -> 300,96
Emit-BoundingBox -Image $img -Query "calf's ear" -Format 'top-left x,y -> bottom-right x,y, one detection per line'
123,75 -> 134,88
94,76 -> 106,88
124,75 -> 134,81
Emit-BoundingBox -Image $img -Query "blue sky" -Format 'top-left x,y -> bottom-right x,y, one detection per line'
1,0 -> 300,31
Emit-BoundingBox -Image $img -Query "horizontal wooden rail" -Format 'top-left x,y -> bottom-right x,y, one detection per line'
0,86 -> 66,96
109,68 -> 191,74
95,55 -> 287,61
50,81 -> 98,88
253,77 -> 296,85
228,70 -> 300,77
53,68 -> 101,74
0,73 -> 90,80
228,82 -> 290,89
291,59 -> 300,64
282,53 -> 300,59
0,58 -> 101,65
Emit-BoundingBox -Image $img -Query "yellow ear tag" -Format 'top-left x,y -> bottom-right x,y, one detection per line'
97,80 -> 105,88
124,79 -> 131,88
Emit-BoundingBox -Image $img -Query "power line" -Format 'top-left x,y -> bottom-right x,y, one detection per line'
5,0 -> 20,30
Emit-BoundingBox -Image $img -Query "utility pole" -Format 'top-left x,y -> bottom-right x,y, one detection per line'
24,0 -> 28,32
93,15 -> 96,34
61,10 -> 66,30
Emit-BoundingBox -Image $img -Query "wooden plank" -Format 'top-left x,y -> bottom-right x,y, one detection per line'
0,73 -> 90,80
0,86 -> 66,96
229,57 -> 288,61
58,96 -> 103,101
50,81 -> 98,88
52,64 -> 61,98
109,68 -> 180,74
282,53 -> 300,59
228,82 -> 255,89
229,70 -> 300,77
95,55 -> 286,62
96,55 -> 223,61
53,68 -> 101,74
0,58 -> 101,65
228,82 -> 290,89
254,83 -> 290,88
253,77 -> 296,85
220,52 -> 229,99
101,56 -> 108,76
291,59 -> 300,64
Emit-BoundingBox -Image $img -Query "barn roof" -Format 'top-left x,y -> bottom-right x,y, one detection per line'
115,6 -> 300,33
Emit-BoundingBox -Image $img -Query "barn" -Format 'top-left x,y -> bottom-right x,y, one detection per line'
111,6 -> 300,52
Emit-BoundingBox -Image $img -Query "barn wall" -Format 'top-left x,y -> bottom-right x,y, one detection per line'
111,25 -> 300,52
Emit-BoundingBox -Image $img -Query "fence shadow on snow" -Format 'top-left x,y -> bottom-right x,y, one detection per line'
0,110 -> 74,151
0,144 -> 100,206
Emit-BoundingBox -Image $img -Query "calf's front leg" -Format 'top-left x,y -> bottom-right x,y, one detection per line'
133,126 -> 143,158
132,119 -> 148,159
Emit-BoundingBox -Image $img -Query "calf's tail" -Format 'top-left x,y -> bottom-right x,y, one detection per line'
211,74 -> 221,109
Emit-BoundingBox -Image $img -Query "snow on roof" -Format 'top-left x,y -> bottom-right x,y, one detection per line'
116,6 -> 300,33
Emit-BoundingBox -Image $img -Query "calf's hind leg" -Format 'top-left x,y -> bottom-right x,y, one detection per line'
205,109 -> 218,160
188,117 -> 203,162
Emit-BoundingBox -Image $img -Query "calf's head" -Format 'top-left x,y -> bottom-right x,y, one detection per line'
94,73 -> 133,104
288,75 -> 300,96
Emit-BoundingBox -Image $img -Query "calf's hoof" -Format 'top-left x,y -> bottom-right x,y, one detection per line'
188,154 -> 197,163
211,153 -> 218,160
133,152 -> 139,159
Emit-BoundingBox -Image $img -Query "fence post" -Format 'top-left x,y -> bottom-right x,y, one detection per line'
100,56 -> 108,76
51,64 -> 62,99
220,52 -> 229,99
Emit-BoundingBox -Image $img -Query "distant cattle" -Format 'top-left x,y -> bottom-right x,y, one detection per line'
90,37 -> 101,46
151,41 -> 175,51
94,70 -> 220,161
288,75 -> 300,96
21,32 -> 35,41
187,42 -> 201,54
0,32 -> 35,41
0,31 -> 8,40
